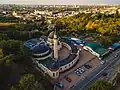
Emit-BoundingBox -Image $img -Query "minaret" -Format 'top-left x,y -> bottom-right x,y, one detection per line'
53,29 -> 58,60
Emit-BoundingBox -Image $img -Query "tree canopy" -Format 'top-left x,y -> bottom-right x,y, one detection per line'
89,80 -> 113,90
10,74 -> 45,90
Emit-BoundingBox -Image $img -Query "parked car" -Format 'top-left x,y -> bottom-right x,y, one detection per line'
78,68 -> 85,73
56,82 -> 64,89
76,69 -> 79,71
108,47 -> 114,51
115,54 -> 119,58
102,72 -> 107,76
65,77 -> 72,82
70,39 -> 86,46
81,68 -> 85,72
100,60 -> 106,65
79,70 -> 83,74
75,71 -> 81,76
71,41 -> 77,46
84,64 -> 92,69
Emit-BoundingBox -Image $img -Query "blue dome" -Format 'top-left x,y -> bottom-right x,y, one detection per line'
31,44 -> 49,54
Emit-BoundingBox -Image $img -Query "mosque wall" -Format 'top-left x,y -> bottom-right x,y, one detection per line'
35,49 -> 80,78
62,42 -> 72,51
36,61 -> 59,79
59,50 -> 80,72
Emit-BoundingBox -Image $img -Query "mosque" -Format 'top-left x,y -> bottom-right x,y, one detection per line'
24,29 -> 80,79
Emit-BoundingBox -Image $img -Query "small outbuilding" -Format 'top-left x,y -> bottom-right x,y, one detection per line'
108,43 -> 120,51
83,43 -> 108,57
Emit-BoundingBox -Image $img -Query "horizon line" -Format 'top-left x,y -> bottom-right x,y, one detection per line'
0,3 -> 119,5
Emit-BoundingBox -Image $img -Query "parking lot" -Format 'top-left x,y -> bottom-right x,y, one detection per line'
55,47 -> 101,90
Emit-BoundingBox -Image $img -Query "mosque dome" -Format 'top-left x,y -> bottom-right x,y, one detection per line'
31,44 -> 50,54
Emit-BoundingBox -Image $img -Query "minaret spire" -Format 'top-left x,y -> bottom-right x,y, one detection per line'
53,29 -> 58,60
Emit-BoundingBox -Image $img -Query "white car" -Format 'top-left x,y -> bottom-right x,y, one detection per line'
101,60 -> 105,65
108,47 -> 114,51
78,68 -> 85,73
80,44 -> 84,46
81,68 -> 85,72
114,54 -> 119,58
74,43 -> 77,46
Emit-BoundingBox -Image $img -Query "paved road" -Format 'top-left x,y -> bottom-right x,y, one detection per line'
70,49 -> 120,90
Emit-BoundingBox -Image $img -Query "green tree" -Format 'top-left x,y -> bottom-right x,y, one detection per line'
11,74 -> 45,90
114,10 -> 119,18
89,80 -> 113,90
0,33 -> 6,41
0,48 -> 3,58
0,40 -> 22,55
0,53 -> 12,90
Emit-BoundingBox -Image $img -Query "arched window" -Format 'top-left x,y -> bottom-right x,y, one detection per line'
56,72 -> 58,76
53,73 -> 55,77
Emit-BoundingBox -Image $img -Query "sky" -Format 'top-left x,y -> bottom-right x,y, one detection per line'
0,0 -> 120,5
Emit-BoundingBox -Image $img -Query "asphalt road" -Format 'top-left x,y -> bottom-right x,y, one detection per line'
70,49 -> 120,90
